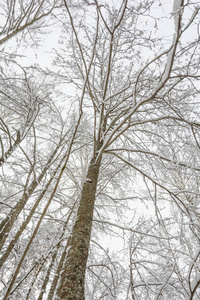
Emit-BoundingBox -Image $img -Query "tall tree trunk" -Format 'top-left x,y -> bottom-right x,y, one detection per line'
57,156 -> 101,300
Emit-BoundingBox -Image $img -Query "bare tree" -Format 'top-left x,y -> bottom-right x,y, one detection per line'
54,0 -> 200,299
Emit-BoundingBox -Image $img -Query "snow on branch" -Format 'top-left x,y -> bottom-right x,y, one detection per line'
162,0 -> 183,82
173,0 -> 183,28
190,272 -> 200,293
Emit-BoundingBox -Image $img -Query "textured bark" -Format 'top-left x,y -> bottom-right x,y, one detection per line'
57,157 -> 101,300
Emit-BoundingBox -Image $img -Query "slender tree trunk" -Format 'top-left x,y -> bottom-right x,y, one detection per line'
48,243 -> 67,300
25,264 -> 42,300
0,141 -> 62,251
0,145 -> 70,268
38,205 -> 76,300
57,156 -> 101,300
0,129 -> 21,167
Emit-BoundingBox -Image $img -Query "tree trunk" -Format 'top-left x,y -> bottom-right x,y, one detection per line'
48,243 -> 67,300
57,156 -> 101,300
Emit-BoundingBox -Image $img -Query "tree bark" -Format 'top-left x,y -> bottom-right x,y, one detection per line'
57,156 -> 101,300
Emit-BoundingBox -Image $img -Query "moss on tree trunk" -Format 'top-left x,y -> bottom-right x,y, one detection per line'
57,157 -> 101,299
